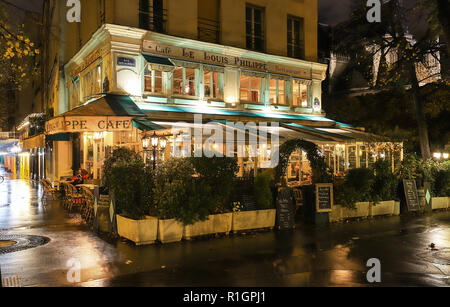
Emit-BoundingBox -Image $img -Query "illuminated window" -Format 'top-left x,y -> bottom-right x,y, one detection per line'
240,73 -> 262,103
203,70 -> 223,99
144,66 -> 163,94
269,77 -> 286,105
81,64 -> 102,102
292,79 -> 309,108
172,66 -> 197,97
69,78 -> 80,109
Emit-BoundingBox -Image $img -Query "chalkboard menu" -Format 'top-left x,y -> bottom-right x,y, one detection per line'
315,183 -> 333,213
276,188 -> 296,230
403,179 -> 420,211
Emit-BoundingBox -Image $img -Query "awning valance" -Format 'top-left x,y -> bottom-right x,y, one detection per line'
132,118 -> 166,131
22,134 -> 45,150
46,133 -> 71,142
143,54 -> 175,72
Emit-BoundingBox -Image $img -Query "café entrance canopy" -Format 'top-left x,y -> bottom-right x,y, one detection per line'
45,94 -> 146,135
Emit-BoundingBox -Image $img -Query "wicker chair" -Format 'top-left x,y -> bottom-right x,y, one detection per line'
62,182 -> 84,212
40,179 -> 57,201
80,186 -> 95,223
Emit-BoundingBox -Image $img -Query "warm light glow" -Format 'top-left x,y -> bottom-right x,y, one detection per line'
142,137 -> 150,149
433,152 -> 442,159
443,153 -> 449,159
124,79 -> 141,96
301,100 -> 308,108
160,137 -> 167,150
151,132 -> 159,148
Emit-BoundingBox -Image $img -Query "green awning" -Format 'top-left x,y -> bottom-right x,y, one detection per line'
142,54 -> 174,67
105,95 -> 145,117
46,133 -> 71,141
61,94 -> 146,117
132,118 -> 166,131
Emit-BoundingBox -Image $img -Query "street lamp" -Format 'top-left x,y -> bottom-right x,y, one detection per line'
151,132 -> 159,170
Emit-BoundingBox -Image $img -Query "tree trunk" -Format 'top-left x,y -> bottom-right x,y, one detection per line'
409,63 -> 431,160
436,0 -> 450,54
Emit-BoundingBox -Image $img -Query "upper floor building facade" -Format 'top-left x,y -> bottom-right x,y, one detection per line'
44,0 -> 322,117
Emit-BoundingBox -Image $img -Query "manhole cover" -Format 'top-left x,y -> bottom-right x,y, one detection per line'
0,235 -> 50,254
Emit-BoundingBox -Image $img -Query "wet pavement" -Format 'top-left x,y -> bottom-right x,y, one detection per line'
0,171 -> 449,287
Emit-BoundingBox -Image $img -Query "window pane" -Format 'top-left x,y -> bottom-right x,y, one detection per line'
185,68 -> 196,96
269,79 -> 277,104
173,67 -> 183,95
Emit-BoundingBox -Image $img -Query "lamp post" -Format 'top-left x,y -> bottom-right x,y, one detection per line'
142,132 -> 168,169
151,132 -> 159,170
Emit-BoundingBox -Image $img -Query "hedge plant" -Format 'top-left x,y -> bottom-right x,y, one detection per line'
254,170 -> 274,210
188,153 -> 239,213
153,158 -> 213,225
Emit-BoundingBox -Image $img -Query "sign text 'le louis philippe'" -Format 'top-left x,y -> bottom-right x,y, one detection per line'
143,41 -> 310,78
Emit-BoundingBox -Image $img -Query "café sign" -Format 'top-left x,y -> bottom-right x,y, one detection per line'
46,116 -> 134,134
143,40 -> 312,79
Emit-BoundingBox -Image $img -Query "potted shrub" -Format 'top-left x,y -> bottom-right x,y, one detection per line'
431,162 -> 450,210
334,168 -> 373,219
232,170 -> 276,232
106,149 -> 158,245
183,155 -> 238,239
370,160 -> 399,216
154,158 -> 213,243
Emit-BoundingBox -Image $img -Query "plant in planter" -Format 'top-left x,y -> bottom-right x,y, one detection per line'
107,158 -> 157,245
189,153 -> 239,213
371,160 -> 399,204
433,164 -> 450,197
254,170 -> 274,210
334,168 -> 374,209
103,147 -> 143,190
154,158 -> 217,242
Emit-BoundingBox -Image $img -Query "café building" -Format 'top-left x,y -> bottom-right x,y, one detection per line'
44,24 -> 402,183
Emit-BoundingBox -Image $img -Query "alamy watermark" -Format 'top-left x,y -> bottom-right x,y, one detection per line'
166,115 -> 280,167
66,0 -> 81,23
366,258 -> 381,283
367,0 -> 381,23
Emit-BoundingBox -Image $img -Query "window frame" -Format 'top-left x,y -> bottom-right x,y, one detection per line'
287,15 -> 305,59
171,66 -> 199,98
239,72 -> 264,104
246,4 -> 266,52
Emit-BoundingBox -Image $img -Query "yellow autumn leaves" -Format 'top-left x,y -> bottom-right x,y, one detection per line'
1,32 -> 40,60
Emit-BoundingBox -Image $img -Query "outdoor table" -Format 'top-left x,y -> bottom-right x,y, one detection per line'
77,184 -> 96,191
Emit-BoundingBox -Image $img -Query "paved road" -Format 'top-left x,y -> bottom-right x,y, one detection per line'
0,174 -> 449,287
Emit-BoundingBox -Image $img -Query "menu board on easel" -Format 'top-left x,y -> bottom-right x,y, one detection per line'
403,179 -> 420,212
276,188 -> 296,230
315,183 -> 333,213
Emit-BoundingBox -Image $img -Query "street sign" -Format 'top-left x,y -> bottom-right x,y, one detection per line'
276,188 -> 296,230
403,179 -> 420,212
315,183 -> 333,213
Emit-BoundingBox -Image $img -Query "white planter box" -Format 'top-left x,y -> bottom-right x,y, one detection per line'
329,205 -> 342,222
370,201 -> 395,217
341,202 -> 370,219
117,215 -> 158,246
232,209 -> 276,232
394,202 -> 401,215
432,197 -> 449,210
183,213 -> 233,239
158,219 -> 184,244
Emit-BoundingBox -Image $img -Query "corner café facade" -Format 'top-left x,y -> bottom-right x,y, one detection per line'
44,24 -> 403,183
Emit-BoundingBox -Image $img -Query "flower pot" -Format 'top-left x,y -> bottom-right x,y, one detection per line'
341,202 -> 370,219
158,219 -> 184,243
232,209 -> 276,232
183,213 -> 233,239
370,201 -> 395,217
432,197 -> 449,210
117,215 -> 158,245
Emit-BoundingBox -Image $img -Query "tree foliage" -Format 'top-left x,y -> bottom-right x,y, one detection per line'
0,3 -> 40,91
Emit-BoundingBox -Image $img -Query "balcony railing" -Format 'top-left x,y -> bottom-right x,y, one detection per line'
198,17 -> 220,44
139,7 -> 167,33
